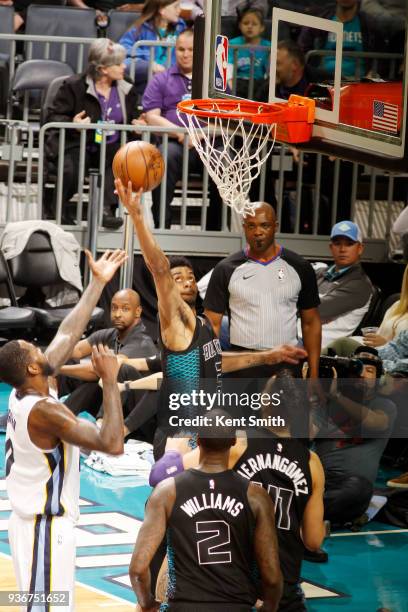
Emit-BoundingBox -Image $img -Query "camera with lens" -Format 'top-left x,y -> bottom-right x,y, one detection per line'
319,355 -> 364,379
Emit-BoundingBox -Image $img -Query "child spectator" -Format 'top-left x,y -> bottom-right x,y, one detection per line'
227,7 -> 270,100
119,0 -> 186,92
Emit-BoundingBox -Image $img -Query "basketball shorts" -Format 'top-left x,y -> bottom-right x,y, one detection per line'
8,512 -> 76,611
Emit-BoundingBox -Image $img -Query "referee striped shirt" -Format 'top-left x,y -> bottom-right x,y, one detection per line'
204,247 -> 320,350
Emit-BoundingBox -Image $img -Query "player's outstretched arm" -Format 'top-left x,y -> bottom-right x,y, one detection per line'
301,451 -> 325,551
29,345 -> 124,454
221,345 -> 308,373
129,479 -> 176,611
45,250 -> 127,372
116,179 -> 196,348
248,484 -> 283,612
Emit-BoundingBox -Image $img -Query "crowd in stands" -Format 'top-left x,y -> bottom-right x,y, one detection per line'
0,0 -> 408,609
2,0 -> 404,228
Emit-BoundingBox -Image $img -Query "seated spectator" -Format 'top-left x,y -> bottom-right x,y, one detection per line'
275,40 -> 319,99
58,289 -> 158,438
44,39 -> 140,228
227,7 -> 270,101
308,221 -> 374,347
142,29 -> 224,230
221,0 -> 268,17
313,348 -> 396,526
298,0 -> 381,80
119,0 -> 186,93
362,264 -> 408,349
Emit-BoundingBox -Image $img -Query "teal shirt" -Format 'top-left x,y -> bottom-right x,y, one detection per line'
324,14 -> 364,78
156,27 -> 178,65
228,36 -> 271,80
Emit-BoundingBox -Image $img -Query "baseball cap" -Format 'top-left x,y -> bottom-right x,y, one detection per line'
330,221 -> 363,243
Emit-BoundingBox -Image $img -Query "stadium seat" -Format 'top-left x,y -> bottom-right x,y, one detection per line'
7,231 -> 104,333
25,5 -> 98,72
0,5 -> 14,117
10,59 -> 74,122
40,74 -> 69,126
0,250 -> 36,335
353,285 -> 383,334
106,10 -> 140,42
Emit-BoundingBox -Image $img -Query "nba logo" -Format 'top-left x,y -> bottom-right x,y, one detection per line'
214,35 -> 228,92
209,479 -> 215,490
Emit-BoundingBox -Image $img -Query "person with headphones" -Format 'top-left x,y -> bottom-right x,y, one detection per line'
313,347 -> 396,527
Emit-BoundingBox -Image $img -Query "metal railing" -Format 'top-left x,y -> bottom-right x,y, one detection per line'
0,119 -> 404,262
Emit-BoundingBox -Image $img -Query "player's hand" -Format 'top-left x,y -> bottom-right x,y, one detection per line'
85,248 -> 127,284
264,345 -> 308,365
91,344 -> 120,384
115,179 -> 144,220
363,332 -> 387,348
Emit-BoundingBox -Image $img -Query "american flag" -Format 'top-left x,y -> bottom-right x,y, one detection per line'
372,100 -> 399,133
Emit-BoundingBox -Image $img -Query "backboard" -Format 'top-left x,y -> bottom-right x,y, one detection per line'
192,1 -> 408,171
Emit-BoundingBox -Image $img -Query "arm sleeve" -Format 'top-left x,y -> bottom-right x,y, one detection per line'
119,27 -> 137,56
319,278 -> 373,320
296,260 -> 320,311
120,336 -> 157,359
86,329 -> 110,347
146,353 -> 162,373
142,76 -> 165,113
203,261 -> 231,314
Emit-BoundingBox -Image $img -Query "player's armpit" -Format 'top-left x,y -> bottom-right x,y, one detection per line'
248,484 -> 283,612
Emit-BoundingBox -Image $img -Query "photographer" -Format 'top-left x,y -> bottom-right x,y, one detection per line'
313,348 -> 396,526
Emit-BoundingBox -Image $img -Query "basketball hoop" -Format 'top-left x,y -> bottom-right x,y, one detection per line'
177,95 -> 315,217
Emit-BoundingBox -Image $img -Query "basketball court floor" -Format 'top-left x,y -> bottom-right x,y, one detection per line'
0,383 -> 407,611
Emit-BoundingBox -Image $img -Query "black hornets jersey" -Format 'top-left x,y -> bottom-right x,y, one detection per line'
232,430 -> 312,584
159,315 -> 222,426
164,469 -> 257,611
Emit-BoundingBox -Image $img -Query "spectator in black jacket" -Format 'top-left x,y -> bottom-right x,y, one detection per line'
298,0 -> 381,80
44,38 -> 140,228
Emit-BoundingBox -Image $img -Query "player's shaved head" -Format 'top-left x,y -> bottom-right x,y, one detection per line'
198,408 -> 237,451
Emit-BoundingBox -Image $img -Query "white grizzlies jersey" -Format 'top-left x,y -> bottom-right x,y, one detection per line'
5,389 -> 80,522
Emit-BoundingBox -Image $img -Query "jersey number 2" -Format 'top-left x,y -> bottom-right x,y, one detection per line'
196,520 -> 231,565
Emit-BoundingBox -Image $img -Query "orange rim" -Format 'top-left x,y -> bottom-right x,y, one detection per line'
177,98 -> 285,124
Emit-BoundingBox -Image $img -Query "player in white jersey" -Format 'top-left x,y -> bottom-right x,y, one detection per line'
0,249 -> 127,612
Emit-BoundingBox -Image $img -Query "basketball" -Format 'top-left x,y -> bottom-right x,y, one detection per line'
112,141 -> 165,192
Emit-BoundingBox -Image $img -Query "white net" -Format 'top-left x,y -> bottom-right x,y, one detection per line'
177,103 -> 277,217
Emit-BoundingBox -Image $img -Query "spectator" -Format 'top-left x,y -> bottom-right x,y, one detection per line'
204,201 -> 322,378
142,29 -> 224,230
44,39 -> 140,228
377,330 -> 408,375
298,0 -> 380,80
119,0 -> 186,93
58,289 -> 157,437
221,0 -> 268,17
311,221 -> 374,347
361,0 -> 405,35
362,264 -> 408,349
179,0 -> 204,21
275,40 -> 316,99
227,7 -> 271,101
313,349 -> 396,526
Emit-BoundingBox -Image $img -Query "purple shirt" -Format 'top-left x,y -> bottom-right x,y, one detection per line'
142,64 -> 192,127
96,84 -> 123,144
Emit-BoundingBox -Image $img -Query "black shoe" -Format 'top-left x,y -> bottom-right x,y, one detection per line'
303,547 -> 328,563
102,214 -> 123,229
